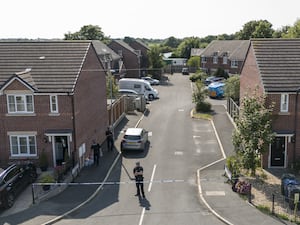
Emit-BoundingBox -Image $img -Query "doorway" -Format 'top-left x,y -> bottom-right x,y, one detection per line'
270,136 -> 286,167
54,136 -> 69,166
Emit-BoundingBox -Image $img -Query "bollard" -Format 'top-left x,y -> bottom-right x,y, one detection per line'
272,194 -> 275,214
31,183 -> 35,204
248,183 -> 252,203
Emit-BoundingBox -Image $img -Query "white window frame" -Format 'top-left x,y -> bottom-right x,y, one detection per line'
223,56 -> 228,64
213,56 -> 218,64
201,57 -> 207,63
280,93 -> 289,112
50,95 -> 58,113
7,94 -> 34,113
10,135 -> 37,156
231,60 -> 238,68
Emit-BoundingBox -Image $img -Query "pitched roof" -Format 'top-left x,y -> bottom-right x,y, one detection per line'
110,40 -> 138,55
201,40 -> 250,60
0,40 -> 93,93
251,38 -> 300,93
92,40 -> 120,61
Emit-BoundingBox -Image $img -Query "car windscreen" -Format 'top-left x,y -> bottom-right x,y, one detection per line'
124,135 -> 141,140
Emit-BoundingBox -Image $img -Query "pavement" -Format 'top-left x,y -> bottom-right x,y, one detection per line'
0,106 -> 295,225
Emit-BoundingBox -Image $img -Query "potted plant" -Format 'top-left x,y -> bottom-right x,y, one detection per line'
40,173 -> 55,191
39,151 -> 49,171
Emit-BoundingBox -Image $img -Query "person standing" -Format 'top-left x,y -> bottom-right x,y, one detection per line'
105,127 -> 114,151
133,162 -> 145,198
91,140 -> 101,166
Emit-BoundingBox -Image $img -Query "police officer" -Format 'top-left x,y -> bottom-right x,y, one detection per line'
133,162 -> 145,198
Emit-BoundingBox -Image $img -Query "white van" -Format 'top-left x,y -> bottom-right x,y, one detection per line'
118,78 -> 159,100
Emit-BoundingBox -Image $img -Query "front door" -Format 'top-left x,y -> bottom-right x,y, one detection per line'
270,136 -> 286,167
54,136 -> 69,166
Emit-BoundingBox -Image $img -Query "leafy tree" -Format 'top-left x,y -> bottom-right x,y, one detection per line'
232,92 -> 275,176
106,74 -> 118,98
163,36 -> 181,48
282,19 -> 300,38
64,25 -> 109,43
224,75 -> 240,102
148,45 -> 164,69
237,20 -> 274,39
187,56 -> 200,69
273,26 -> 290,38
192,81 -> 211,112
176,37 -> 201,58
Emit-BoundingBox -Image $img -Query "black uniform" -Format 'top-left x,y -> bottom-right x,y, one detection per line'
91,143 -> 101,165
105,128 -> 114,151
133,164 -> 145,198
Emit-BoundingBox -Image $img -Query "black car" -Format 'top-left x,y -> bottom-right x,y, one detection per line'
0,163 -> 37,208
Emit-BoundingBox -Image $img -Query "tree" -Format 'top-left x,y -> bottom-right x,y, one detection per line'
192,81 -> 211,112
176,37 -> 201,59
163,36 -> 181,48
106,74 -> 118,99
187,56 -> 200,70
148,45 -> 164,69
224,75 -> 240,102
282,19 -> 300,38
232,91 -> 275,176
64,25 -> 109,43
237,20 -> 274,39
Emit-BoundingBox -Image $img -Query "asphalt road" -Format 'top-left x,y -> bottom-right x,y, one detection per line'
52,73 -> 224,225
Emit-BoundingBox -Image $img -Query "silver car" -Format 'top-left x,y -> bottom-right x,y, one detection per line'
120,128 -> 149,152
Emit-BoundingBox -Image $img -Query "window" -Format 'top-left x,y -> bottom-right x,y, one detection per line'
213,56 -> 218,64
10,135 -> 37,156
231,60 -> 238,68
50,95 -> 58,113
201,57 -> 207,63
223,56 -> 228,64
280,93 -> 289,112
7,94 -> 34,113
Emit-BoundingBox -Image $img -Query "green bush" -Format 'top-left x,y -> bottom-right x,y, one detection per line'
226,155 -> 241,177
196,101 -> 212,113
189,74 -> 202,82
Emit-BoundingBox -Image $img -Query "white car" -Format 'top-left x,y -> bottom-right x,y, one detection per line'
120,128 -> 149,152
141,77 -> 160,85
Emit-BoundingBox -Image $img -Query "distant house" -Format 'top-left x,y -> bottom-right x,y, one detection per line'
240,38 -> 300,169
201,40 -> 249,75
92,40 -> 126,78
109,40 -> 141,78
128,39 -> 150,76
0,41 -> 108,170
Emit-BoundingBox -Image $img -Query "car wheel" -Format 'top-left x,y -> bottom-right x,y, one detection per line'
148,94 -> 154,101
5,193 -> 15,208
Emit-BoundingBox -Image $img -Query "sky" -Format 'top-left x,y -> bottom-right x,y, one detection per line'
1,0 -> 300,40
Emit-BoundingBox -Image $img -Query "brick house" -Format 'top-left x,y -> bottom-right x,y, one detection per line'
92,40 -> 126,78
240,38 -> 300,169
128,40 -> 150,76
201,40 -> 249,75
0,41 -> 108,170
109,40 -> 141,78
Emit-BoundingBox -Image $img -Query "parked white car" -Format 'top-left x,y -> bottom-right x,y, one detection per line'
120,128 -> 149,152
141,77 -> 160,85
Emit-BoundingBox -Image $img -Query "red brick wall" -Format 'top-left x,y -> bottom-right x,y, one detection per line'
73,46 -> 108,160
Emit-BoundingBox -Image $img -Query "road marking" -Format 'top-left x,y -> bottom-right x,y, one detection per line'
148,131 -> 152,137
174,151 -> 183,155
178,109 -> 184,112
206,191 -> 225,196
148,164 -> 156,192
193,135 -> 201,138
138,208 -> 145,225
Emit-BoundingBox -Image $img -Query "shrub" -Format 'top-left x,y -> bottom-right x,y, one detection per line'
196,101 -> 212,113
189,74 -> 202,82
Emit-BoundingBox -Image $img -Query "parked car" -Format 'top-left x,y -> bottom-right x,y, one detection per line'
118,89 -> 139,96
208,82 -> 225,98
120,128 -> 149,152
182,67 -> 189,75
204,76 -> 224,85
141,77 -> 160,85
0,163 -> 37,209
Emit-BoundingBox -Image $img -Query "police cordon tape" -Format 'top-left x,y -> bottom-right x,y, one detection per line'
33,179 -> 185,186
